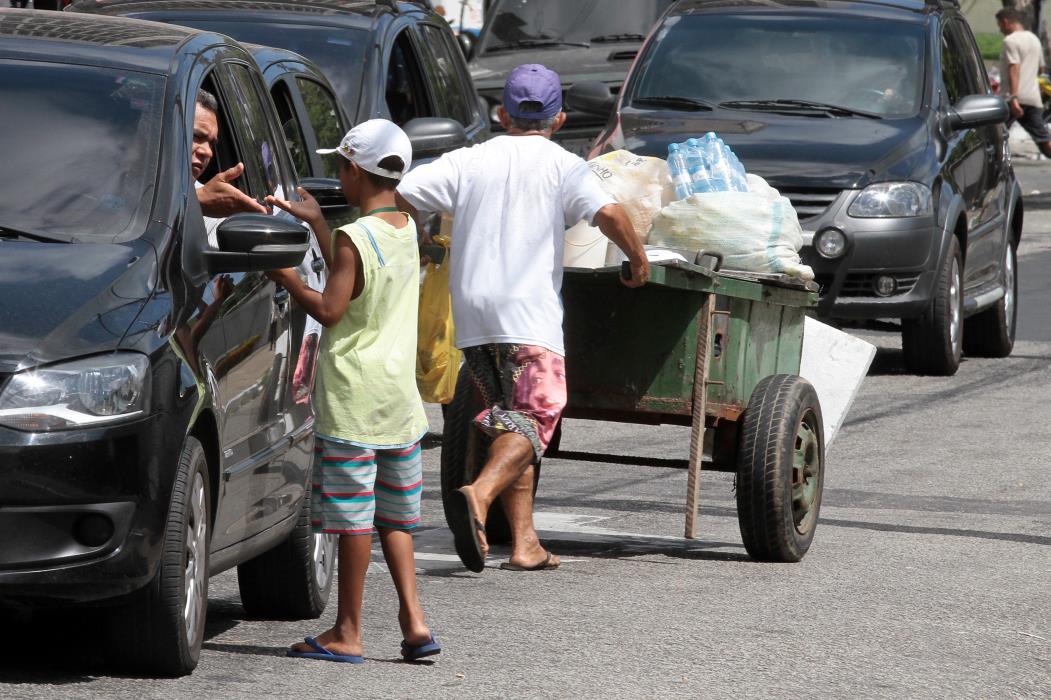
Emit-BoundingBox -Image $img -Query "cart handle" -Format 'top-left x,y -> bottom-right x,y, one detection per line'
620,250 -> 723,281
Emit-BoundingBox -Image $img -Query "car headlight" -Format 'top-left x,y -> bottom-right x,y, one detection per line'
848,182 -> 931,218
0,353 -> 150,432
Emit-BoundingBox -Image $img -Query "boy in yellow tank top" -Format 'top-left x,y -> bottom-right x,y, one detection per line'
265,120 -> 438,664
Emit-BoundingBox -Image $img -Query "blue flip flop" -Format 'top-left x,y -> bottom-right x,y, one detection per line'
287,636 -> 365,664
401,635 -> 442,661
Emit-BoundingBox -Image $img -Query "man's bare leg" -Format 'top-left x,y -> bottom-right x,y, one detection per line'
499,465 -> 560,569
1039,140 -> 1051,159
458,432 -> 533,558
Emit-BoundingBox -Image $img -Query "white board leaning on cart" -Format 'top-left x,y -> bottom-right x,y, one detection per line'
798,317 -> 876,451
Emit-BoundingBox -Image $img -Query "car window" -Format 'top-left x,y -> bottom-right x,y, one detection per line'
297,78 -> 345,178
951,19 -> 988,94
271,80 -> 311,179
0,61 -> 163,242
479,0 -> 673,54
940,23 -> 970,104
220,63 -> 292,201
629,14 -> 925,118
418,23 -> 475,126
162,19 -> 368,119
386,30 -> 434,125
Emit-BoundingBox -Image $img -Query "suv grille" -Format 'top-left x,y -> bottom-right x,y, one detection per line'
782,188 -> 841,222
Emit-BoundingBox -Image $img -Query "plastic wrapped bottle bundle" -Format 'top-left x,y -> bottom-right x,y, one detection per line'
667,133 -> 749,198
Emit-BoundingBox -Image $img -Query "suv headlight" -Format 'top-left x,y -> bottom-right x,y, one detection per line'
848,182 -> 932,218
0,353 -> 150,432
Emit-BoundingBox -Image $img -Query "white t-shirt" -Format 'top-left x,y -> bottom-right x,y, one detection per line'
1000,29 -> 1044,108
398,135 -> 614,355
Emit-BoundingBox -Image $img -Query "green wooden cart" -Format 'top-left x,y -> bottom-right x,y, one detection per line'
441,258 -> 825,563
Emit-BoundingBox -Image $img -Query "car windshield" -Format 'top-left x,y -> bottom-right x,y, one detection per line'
480,0 -> 673,53
170,20 -> 367,115
630,15 -> 926,118
0,61 -> 163,243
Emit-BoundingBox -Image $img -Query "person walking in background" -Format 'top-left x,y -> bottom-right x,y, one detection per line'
266,120 -> 440,664
396,64 -> 649,574
997,7 -> 1051,158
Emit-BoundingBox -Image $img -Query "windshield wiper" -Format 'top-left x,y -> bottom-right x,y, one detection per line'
719,99 -> 882,119
486,39 -> 591,53
0,224 -> 69,243
634,95 -> 715,111
590,33 -> 646,42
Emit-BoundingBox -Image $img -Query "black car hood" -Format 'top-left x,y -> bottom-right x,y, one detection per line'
470,43 -> 640,91
0,238 -> 156,373
618,109 -> 931,190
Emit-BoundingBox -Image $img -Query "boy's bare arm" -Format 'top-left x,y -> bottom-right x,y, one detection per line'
592,203 -> 650,287
267,233 -> 359,327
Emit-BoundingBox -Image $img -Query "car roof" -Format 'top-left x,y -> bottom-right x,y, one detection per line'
671,0 -> 938,20
0,8 -> 214,72
68,0 -> 431,27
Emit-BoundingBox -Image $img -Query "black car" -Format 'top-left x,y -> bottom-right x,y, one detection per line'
572,0 -> 1020,375
466,0 -> 674,155
0,9 -> 466,676
71,0 -> 490,145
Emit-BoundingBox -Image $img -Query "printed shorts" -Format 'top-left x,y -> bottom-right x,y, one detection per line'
310,436 -> 423,535
1012,105 -> 1051,143
461,344 -> 567,462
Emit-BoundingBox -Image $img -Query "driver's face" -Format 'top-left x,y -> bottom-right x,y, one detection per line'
192,106 -> 219,181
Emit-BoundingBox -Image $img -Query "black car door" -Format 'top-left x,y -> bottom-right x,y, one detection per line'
939,19 -> 990,289
953,17 -> 1006,289
210,61 -> 295,543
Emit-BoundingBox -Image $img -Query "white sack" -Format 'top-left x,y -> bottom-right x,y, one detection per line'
648,175 -> 814,280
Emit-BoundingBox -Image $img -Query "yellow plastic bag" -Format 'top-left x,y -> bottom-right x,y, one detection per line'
416,234 -> 461,404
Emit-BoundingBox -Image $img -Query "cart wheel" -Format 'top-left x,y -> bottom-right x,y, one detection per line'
439,371 -> 539,546
736,374 -> 824,563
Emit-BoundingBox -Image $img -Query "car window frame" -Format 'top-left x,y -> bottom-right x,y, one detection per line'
382,22 -> 437,126
416,20 -> 478,128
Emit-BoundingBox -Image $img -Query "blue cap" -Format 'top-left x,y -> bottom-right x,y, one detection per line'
502,64 -> 563,120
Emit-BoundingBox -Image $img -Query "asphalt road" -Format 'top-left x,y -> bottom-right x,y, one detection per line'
2,167 -> 1049,698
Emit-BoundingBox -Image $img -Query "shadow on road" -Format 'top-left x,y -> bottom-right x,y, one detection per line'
0,597 -> 246,683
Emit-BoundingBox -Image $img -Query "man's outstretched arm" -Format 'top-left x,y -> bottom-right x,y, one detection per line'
197,162 -> 268,217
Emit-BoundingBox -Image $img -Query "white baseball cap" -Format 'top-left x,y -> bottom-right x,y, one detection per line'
316,119 -> 412,180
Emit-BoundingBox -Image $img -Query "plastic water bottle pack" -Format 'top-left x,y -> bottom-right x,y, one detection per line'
666,132 -> 749,197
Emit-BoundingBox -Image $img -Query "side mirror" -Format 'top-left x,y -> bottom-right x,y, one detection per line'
566,80 -> 616,117
300,178 -> 355,223
404,117 -> 468,159
946,94 -> 1009,130
204,213 -> 308,273
300,177 -> 345,208
458,32 -> 476,61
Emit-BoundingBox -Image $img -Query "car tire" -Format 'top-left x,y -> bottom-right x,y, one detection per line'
237,490 -> 335,620
902,236 -> 963,375
106,436 -> 211,677
963,240 -> 1017,358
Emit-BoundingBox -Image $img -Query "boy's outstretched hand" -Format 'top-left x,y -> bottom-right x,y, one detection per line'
266,267 -> 299,289
267,186 -> 323,227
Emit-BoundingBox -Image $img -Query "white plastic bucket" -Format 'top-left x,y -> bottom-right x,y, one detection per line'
563,221 -> 608,268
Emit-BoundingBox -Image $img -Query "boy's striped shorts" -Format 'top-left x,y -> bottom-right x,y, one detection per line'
310,436 -> 423,535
